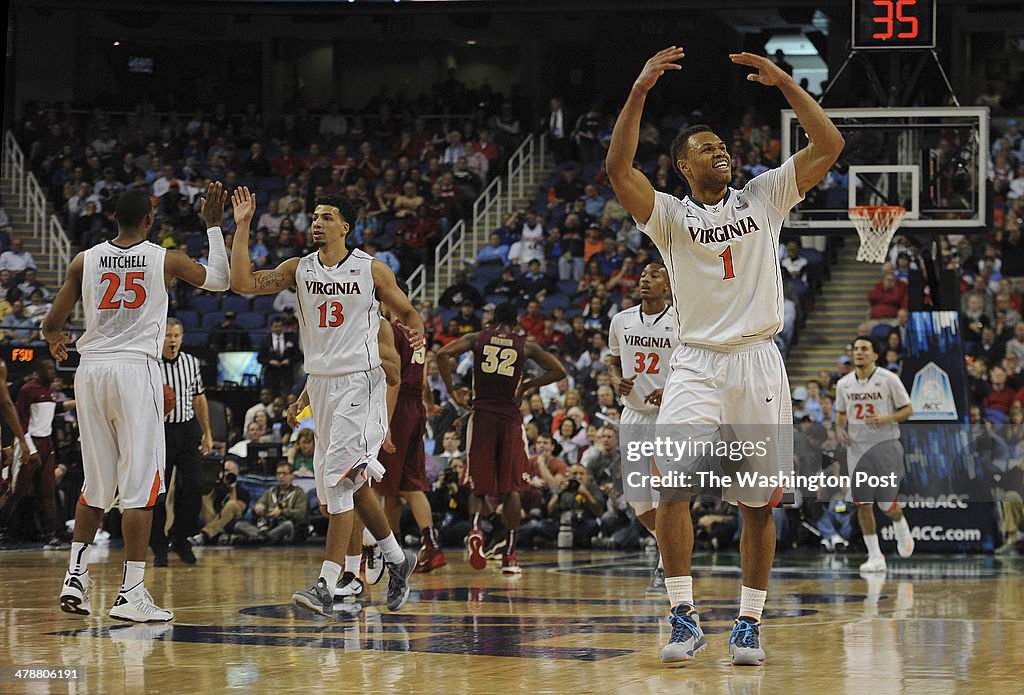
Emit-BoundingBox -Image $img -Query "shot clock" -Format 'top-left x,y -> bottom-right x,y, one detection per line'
852,0 -> 937,50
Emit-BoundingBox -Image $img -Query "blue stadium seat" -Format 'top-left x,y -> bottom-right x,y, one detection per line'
182,331 -> 208,347
871,324 -> 893,341
557,280 -> 577,297
175,310 -> 199,330
485,294 -> 506,306
474,263 -> 504,287
259,177 -> 285,196
201,311 -> 225,330
235,312 -> 265,330
439,309 -> 458,325
185,234 -> 206,256
221,295 -> 251,314
542,294 -> 570,312
252,295 -> 277,314
986,408 -> 1008,425
190,295 -> 220,314
800,248 -> 824,266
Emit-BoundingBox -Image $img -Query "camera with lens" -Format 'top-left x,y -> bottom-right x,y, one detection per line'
443,468 -> 460,486
215,470 -> 237,492
566,478 -> 581,493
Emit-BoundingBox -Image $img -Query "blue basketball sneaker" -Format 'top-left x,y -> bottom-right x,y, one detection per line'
728,616 -> 765,666
661,603 -> 707,666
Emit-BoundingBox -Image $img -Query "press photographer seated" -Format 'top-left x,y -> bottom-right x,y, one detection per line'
233,463 -> 308,545
189,460 -> 251,546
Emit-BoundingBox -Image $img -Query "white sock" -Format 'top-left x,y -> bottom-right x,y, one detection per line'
379,533 -> 404,563
665,576 -> 694,608
68,542 -> 90,576
739,586 -> 767,621
865,533 -> 883,559
344,554 -> 362,576
320,560 -> 342,589
893,516 -> 911,538
362,527 -> 376,547
120,561 -> 146,592
657,554 -> 664,571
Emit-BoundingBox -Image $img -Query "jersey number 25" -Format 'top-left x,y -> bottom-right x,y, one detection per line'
98,272 -> 147,310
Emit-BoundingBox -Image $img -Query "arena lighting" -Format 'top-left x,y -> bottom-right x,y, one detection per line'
113,41 -> 120,46
466,39 -> 477,44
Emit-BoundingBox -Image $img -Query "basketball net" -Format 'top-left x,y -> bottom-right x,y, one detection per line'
848,205 -> 906,263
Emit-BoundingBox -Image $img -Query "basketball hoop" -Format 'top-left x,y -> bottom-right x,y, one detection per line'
848,205 -> 906,264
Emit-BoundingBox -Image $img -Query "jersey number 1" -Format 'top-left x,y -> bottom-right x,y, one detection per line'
719,246 -> 735,280
98,272 -> 147,309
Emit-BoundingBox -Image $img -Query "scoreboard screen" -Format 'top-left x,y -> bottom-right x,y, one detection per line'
852,0 -> 937,50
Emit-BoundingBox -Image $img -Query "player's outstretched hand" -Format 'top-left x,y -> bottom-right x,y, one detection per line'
614,375 -> 637,397
396,322 -> 425,352
729,52 -> 792,88
200,181 -> 228,228
46,333 -> 71,361
634,47 -> 684,94
383,434 -> 396,454
232,186 -> 257,226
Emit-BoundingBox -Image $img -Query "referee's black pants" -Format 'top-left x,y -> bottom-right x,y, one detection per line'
150,419 -> 204,552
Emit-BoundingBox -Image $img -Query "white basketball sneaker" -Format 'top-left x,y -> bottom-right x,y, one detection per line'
894,524 -> 915,558
109,584 -> 174,622
859,555 -> 887,573
60,571 -> 91,616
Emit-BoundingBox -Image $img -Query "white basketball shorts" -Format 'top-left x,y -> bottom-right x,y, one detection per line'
307,368 -> 388,514
75,356 -> 166,510
654,340 -> 792,507
618,406 -> 660,515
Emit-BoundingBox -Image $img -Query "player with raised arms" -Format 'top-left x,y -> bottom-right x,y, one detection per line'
230,187 -> 424,616
607,47 -> 844,666
46,182 -> 232,621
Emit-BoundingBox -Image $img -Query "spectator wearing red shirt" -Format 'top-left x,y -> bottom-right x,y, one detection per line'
987,366 -> 1017,414
272,142 -> 300,180
867,271 -> 908,325
537,317 -> 564,349
301,143 -> 322,174
519,300 -> 546,341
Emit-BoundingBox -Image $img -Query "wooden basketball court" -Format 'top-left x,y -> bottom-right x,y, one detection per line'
1,546 -> 1021,694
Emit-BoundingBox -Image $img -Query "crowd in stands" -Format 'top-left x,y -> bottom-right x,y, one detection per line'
5,73 -> 1024,556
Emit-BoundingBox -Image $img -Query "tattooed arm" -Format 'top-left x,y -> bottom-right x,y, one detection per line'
229,186 -> 300,295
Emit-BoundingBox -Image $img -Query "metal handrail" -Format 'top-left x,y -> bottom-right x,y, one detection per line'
407,263 -> 426,305
470,175 -> 502,260
432,219 -> 467,299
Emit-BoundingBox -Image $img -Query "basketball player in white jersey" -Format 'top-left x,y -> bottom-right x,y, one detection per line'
835,336 -> 915,573
229,188 -> 425,616
43,183 -> 231,621
608,47 -> 844,666
607,262 -> 677,594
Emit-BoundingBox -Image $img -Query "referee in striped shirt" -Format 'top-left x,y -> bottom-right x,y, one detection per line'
150,317 -> 213,567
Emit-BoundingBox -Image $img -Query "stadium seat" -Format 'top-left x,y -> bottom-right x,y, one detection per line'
259,177 -> 285,195
235,312 -> 265,330
474,263 -> 504,287
252,295 -> 277,314
182,331 -> 208,347
986,408 -> 1008,425
439,309 -> 458,324
871,324 -> 893,341
221,295 -> 251,314
201,311 -> 225,330
185,234 -> 206,256
190,295 -> 220,314
485,294 -> 506,306
175,310 -> 199,330
542,294 -> 570,312
557,280 -> 577,297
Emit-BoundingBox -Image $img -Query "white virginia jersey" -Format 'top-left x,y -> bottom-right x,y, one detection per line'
78,241 -> 168,360
636,156 -> 804,347
295,249 -> 380,377
835,367 -> 911,458
608,304 -> 679,413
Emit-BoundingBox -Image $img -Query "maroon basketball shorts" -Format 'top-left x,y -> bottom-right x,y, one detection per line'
464,410 -> 530,497
377,395 -> 429,497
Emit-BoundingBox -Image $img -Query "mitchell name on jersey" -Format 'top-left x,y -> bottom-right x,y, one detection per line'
98,255 -> 149,269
